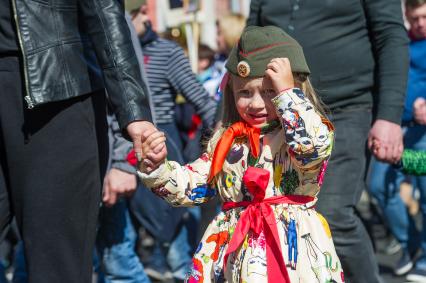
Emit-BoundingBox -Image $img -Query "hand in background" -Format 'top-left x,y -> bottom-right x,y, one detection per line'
368,119 -> 404,163
265,58 -> 295,95
102,168 -> 137,207
414,97 -> 426,125
139,130 -> 167,173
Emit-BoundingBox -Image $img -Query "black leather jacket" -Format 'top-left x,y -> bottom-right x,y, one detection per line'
12,0 -> 152,128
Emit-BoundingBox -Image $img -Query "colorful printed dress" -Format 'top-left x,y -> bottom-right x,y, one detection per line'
139,88 -> 344,283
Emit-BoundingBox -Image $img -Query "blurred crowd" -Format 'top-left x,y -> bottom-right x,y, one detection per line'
0,0 -> 425,283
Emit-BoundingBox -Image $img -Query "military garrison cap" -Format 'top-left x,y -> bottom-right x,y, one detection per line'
226,25 -> 310,77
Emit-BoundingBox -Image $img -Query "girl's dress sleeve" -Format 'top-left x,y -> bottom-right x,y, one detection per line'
137,148 -> 215,207
271,88 -> 334,169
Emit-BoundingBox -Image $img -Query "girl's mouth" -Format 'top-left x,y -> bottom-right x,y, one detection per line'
248,114 -> 268,124
248,113 -> 268,120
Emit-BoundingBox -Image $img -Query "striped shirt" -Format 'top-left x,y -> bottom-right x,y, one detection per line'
142,38 -> 216,126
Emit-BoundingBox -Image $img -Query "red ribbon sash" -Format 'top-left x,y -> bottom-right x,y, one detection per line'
222,167 -> 314,282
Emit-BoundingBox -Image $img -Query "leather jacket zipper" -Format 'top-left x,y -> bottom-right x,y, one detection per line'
11,0 -> 34,109
24,95 -> 34,108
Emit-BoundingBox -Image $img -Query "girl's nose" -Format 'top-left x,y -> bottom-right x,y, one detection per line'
249,92 -> 266,109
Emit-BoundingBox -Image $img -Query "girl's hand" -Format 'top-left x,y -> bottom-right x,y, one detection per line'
265,58 -> 294,95
139,131 -> 167,173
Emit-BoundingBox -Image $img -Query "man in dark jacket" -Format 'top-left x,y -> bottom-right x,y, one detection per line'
0,0 -> 166,282
248,0 -> 409,282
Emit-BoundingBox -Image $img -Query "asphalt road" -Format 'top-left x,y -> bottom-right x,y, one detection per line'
148,195 -> 413,283
0,194 -> 417,283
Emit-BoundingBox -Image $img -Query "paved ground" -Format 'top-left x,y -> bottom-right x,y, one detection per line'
147,194 -> 413,283
375,231 -> 406,283
378,250 -> 406,283
375,228 -> 422,283
0,228 -> 414,283
0,195 -> 419,283
149,239 -> 408,283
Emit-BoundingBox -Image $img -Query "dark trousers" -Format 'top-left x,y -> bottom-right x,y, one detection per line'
0,56 -> 108,283
316,108 -> 382,283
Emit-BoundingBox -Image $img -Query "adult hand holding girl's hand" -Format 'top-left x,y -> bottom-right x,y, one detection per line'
139,130 -> 167,173
265,58 -> 295,95
127,121 -> 164,161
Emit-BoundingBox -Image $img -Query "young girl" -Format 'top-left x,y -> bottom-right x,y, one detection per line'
138,26 -> 344,283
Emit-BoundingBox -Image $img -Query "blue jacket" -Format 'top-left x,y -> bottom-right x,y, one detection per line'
403,38 -> 426,122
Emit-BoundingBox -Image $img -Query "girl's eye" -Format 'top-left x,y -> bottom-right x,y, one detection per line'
237,90 -> 250,97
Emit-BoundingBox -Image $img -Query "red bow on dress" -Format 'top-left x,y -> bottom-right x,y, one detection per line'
222,166 -> 314,282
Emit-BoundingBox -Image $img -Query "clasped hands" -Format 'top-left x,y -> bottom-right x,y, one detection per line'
127,121 -> 167,174
369,98 -> 426,164
368,119 -> 403,164
101,121 -> 167,207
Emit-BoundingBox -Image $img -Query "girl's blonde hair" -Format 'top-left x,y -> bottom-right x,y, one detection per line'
209,73 -> 327,150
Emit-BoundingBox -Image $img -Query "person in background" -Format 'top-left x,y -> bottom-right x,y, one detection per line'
248,0 -> 409,282
131,4 -> 216,150
216,13 -> 246,62
214,13 -> 247,122
369,0 -> 426,281
198,44 -> 215,74
173,44 -> 217,164
197,44 -> 220,99
0,0 -> 166,282
96,107 -> 152,283
202,13 -> 247,103
128,3 -> 217,282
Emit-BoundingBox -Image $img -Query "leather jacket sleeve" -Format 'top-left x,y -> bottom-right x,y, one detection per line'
78,0 -> 152,129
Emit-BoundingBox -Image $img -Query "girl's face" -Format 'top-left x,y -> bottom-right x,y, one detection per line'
232,76 -> 279,128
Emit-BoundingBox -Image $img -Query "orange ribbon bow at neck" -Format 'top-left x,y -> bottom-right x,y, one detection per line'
208,121 -> 260,183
